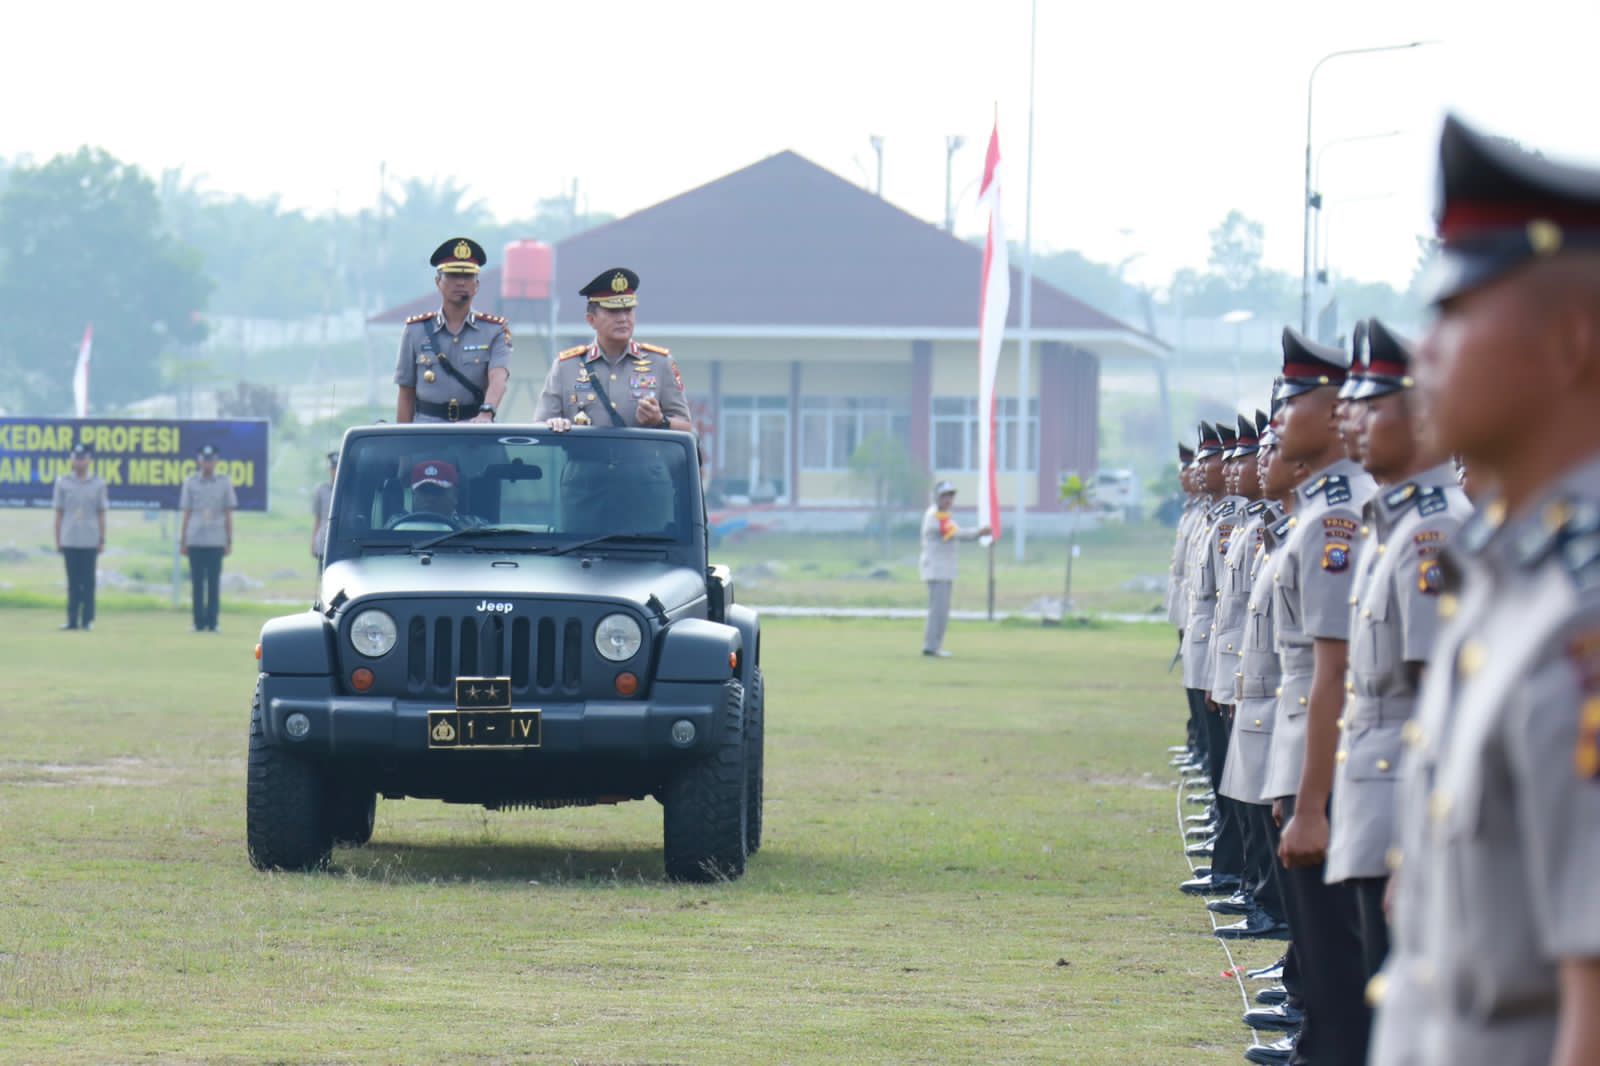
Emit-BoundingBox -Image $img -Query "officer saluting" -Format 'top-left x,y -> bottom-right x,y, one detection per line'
1370,115 -> 1600,1066
394,238 -> 511,423
535,268 -> 692,433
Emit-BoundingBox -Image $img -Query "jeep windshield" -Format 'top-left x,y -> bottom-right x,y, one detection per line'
323,430 -> 697,564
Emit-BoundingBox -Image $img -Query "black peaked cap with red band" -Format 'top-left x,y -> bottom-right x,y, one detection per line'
1338,319 -> 1369,401
1195,421 -> 1225,460
1348,318 -> 1416,401
1178,443 -> 1196,468
1427,113 -> 1600,305
1274,327 -> 1351,402
1229,412 -> 1261,460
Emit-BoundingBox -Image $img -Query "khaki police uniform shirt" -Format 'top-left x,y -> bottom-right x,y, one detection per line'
1371,455 -> 1600,1066
394,310 -> 512,422
52,473 -> 108,549
311,481 -> 334,556
918,506 -> 982,582
1208,496 -> 1257,705
1180,496 -> 1229,691
1167,499 -> 1203,626
533,341 -> 690,428
1326,464 -> 1470,884
1263,458 -> 1377,801
179,473 -> 237,547
1220,502 -> 1287,805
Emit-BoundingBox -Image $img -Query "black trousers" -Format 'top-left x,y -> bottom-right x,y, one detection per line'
1349,876 -> 1390,983
1240,799 -> 1286,924
62,547 -> 98,627
1189,688 -> 1243,879
1272,794 -> 1370,1066
188,547 -> 224,630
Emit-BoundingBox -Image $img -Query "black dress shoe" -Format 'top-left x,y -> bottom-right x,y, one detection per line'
1185,812 -> 1212,824
1185,823 -> 1216,839
1242,1001 -> 1303,1031
1205,890 -> 1255,915
1254,984 -> 1288,1005
1189,865 -> 1211,879
1243,1033 -> 1296,1065
1184,838 -> 1214,857
1245,959 -> 1284,981
1214,909 -> 1290,940
1178,873 -> 1239,896
1186,792 -> 1214,805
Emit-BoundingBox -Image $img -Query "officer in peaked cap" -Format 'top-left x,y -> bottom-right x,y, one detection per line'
1320,314 -> 1470,1028
1263,322 -> 1378,1065
1336,320 -> 1371,463
394,237 -> 511,423
1369,114 -> 1600,1066
535,268 -> 693,433
53,442 -> 108,631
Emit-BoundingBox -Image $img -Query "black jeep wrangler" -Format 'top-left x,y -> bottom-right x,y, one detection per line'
247,425 -> 763,882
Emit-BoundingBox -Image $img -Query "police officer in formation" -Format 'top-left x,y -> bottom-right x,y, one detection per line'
534,268 -> 692,433
179,444 -> 237,633
394,238 -> 512,423
1164,112 -> 1600,1066
52,442 -> 108,631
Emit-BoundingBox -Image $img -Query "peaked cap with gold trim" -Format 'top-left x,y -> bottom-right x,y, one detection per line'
1426,114 -> 1600,304
431,237 -> 487,275
580,267 -> 640,309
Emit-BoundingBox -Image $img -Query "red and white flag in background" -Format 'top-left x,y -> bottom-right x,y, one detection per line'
72,323 -> 93,418
975,120 -> 1010,542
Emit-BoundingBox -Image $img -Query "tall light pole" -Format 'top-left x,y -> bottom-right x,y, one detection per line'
1301,42 -> 1435,332
943,135 -> 966,232
869,135 -> 885,197
1310,129 -> 1403,297
1014,0 -> 1037,562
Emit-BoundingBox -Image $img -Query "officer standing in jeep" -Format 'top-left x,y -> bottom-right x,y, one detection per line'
394,238 -> 512,423
535,268 -> 693,433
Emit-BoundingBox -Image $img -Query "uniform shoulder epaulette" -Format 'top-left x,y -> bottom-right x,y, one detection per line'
559,345 -> 589,360
405,311 -> 435,325
476,312 -> 507,326
1245,499 -> 1270,516
1272,515 -> 1295,539
1383,481 -> 1420,513
1415,486 -> 1449,517
1210,499 -> 1237,519
1322,474 -> 1352,506
637,342 -> 671,356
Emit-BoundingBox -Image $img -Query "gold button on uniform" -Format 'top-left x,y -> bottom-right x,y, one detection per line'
1402,720 -> 1422,746
1254,719 -> 1263,727
1429,790 -> 1452,822
1336,750 -> 1348,764
1458,641 -> 1486,679
1298,697 -> 1308,706
1366,974 -> 1388,1006
1386,847 -> 1403,872
1377,759 -> 1391,771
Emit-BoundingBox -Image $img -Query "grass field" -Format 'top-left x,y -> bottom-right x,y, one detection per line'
0,608 -> 1280,1064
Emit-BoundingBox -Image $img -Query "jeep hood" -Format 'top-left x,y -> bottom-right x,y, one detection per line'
320,553 -> 707,614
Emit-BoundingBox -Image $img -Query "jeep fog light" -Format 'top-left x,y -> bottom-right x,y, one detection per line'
285,713 -> 311,739
350,609 -> 397,658
670,720 -> 696,746
594,613 -> 642,661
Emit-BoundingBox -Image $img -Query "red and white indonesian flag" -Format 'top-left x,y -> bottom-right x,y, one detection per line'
976,122 -> 1009,541
72,323 -> 93,418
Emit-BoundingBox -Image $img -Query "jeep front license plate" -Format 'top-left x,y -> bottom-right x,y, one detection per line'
428,709 -> 541,749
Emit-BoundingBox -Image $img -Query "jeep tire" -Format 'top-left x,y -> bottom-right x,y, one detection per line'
246,684 -> 334,871
327,781 -> 377,847
662,678 -> 747,882
745,667 -> 764,856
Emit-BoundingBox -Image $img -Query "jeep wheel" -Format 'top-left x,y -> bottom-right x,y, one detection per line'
662,678 -> 747,883
246,684 -> 333,871
745,667 -> 764,856
327,781 -> 377,846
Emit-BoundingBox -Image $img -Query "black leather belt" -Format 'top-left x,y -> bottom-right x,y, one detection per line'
415,398 -> 481,421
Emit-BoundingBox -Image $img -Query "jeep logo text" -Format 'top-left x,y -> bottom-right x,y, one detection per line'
475,601 -> 514,613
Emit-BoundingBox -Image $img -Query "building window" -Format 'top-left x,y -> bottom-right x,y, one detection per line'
800,397 -> 909,470
930,396 -> 1037,472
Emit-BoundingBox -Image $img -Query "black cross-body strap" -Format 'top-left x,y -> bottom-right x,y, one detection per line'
434,352 -> 485,405
584,367 -> 628,427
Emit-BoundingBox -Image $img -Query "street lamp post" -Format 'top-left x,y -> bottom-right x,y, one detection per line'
1301,42 -> 1435,332
943,135 -> 966,232
869,135 -> 885,197
1310,129 -> 1403,297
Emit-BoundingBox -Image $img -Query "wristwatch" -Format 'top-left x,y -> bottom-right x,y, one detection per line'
479,403 -> 496,420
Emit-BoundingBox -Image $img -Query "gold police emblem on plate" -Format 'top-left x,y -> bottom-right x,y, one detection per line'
454,240 -> 472,260
431,718 -> 457,743
577,368 -> 589,383
574,410 -> 591,425
1528,219 -> 1563,256
611,272 -> 629,293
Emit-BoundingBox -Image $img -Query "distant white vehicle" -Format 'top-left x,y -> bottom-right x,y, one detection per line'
1090,469 -> 1143,521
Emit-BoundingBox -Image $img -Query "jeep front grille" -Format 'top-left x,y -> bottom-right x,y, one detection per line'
405,613 -> 584,698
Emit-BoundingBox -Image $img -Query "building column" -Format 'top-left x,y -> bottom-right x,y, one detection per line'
789,360 -> 802,506
910,339 -> 932,474
1036,344 -> 1100,510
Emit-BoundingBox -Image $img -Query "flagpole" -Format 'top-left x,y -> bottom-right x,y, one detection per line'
1014,0 -> 1037,563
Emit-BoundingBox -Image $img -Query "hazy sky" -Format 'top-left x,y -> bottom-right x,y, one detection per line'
7,0 -> 1595,291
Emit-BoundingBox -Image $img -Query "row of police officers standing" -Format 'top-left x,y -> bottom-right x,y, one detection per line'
1164,113 -> 1600,1066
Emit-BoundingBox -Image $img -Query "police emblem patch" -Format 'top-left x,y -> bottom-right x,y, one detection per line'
1577,696 -> 1600,780
1322,542 -> 1350,572
1417,558 -> 1442,595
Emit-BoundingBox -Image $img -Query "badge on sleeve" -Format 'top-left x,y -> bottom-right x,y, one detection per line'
1577,697 -> 1600,779
1322,542 -> 1350,572
1417,558 -> 1443,594
1569,632 -> 1600,779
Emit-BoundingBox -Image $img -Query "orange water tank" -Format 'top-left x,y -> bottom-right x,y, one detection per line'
501,240 -> 553,300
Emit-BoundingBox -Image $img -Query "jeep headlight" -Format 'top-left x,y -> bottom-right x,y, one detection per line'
594,613 -> 643,662
350,609 -> 397,658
